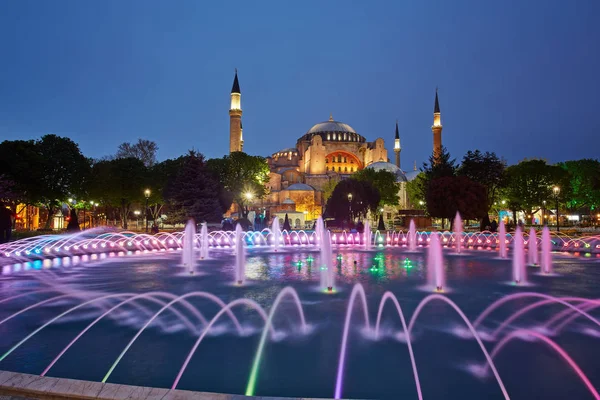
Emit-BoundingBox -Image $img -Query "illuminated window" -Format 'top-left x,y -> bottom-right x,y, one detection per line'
345,167 -> 348,172
327,134 -> 331,140
338,167 -> 341,172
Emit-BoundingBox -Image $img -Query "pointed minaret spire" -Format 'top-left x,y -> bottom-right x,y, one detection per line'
329,113 -> 334,121
231,69 -> 241,94
413,160 -> 417,171
432,87 -> 443,160
393,120 -> 401,168
229,70 -> 243,153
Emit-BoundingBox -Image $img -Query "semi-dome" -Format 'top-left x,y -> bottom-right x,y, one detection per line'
366,161 -> 408,182
286,183 -> 315,191
299,115 -> 366,143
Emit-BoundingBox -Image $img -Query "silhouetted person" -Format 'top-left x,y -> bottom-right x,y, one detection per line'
0,202 -> 12,243
66,208 -> 80,232
151,223 -> 159,234
490,220 -> 498,233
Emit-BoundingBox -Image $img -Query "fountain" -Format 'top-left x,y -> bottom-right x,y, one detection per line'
320,230 -> 334,291
541,226 -> 553,274
498,220 -> 507,258
363,219 -> 371,250
454,212 -> 463,253
427,232 -> 445,291
182,219 -> 196,274
235,224 -> 246,285
271,217 -> 281,251
512,226 -> 526,284
408,219 -> 417,251
528,227 -> 538,265
199,223 -> 209,260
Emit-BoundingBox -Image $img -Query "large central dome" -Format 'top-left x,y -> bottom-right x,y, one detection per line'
307,120 -> 356,135
300,115 -> 366,143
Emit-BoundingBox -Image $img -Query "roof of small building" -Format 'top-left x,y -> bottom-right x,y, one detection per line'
286,183 -> 315,191
365,161 -> 408,182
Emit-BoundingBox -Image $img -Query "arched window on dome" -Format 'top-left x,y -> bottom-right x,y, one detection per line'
325,158 -> 329,164
327,133 -> 330,140
338,167 -> 342,172
350,159 -> 354,164
333,133 -> 337,140
343,133 -> 347,140
344,167 -> 348,172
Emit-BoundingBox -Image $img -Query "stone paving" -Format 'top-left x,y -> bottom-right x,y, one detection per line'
0,370 -> 338,400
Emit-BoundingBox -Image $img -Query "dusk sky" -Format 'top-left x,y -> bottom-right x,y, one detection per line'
1,0 -> 598,168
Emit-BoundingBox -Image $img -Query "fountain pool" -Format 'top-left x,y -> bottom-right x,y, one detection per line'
1,232 -> 600,400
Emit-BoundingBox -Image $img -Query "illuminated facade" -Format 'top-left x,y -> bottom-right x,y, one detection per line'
227,71 -> 439,225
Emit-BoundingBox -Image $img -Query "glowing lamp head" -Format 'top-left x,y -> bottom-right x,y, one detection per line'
244,192 -> 254,201
144,189 -> 151,198
553,186 -> 560,196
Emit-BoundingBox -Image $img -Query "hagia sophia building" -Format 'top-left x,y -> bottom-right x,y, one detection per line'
227,71 -> 442,229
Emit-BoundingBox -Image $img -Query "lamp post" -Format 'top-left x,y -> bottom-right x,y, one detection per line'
542,200 -> 547,226
144,189 -> 151,233
553,186 -> 560,232
244,191 -> 254,219
134,210 -> 141,230
82,201 -> 86,230
347,193 -> 353,222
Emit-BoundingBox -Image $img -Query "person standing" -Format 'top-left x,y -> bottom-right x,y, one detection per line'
0,202 -> 12,243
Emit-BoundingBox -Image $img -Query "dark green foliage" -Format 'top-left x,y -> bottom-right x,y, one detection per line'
207,152 -> 270,218
325,179 -> 380,222
353,168 -> 399,207
164,152 -> 225,224
426,176 -> 488,223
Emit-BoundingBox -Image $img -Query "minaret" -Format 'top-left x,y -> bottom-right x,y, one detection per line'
393,120 -> 401,168
240,121 -> 244,152
432,88 -> 442,159
229,69 -> 243,153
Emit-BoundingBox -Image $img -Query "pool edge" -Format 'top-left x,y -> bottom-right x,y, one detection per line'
0,370 -> 340,400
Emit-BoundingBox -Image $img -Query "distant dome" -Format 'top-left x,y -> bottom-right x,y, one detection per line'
299,116 -> 366,143
366,161 -> 408,182
286,183 -> 315,191
272,148 -> 298,158
404,170 -> 420,182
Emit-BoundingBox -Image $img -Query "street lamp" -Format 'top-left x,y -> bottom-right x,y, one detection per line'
244,191 -> 254,218
347,193 -> 353,222
134,210 -> 141,230
542,200 -> 547,226
553,186 -> 560,232
144,189 -> 151,233
82,201 -> 87,230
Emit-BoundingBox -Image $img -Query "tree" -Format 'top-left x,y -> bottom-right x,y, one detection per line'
353,168 -> 399,207
502,159 -> 570,224
406,172 -> 427,210
116,139 -> 158,168
206,152 -> 270,218
426,176 -> 488,229
322,178 -> 339,204
558,159 -> 600,213
164,151 -> 225,223
325,179 -> 380,222
89,157 -> 147,229
282,213 -> 291,231
422,146 -> 457,181
1,135 -> 91,229
458,150 -> 506,227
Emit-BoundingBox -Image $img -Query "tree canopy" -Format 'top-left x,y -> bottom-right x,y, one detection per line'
353,168 -> 399,207
426,176 -> 488,227
116,139 -> 158,167
164,151 -> 226,223
206,152 -> 270,217
325,179 -> 380,222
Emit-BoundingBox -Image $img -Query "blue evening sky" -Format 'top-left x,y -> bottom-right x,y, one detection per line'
0,0 -> 598,168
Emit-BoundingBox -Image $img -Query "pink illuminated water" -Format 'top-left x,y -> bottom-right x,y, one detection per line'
427,233 -> 445,291
408,219 -> 417,251
498,220 -> 507,258
454,212 -> 463,254
235,224 -> 246,285
541,226 -> 553,274
512,227 -> 526,284
528,227 -> 538,265
182,220 -> 196,273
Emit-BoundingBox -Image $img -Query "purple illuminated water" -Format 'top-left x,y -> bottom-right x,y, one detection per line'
454,212 -> 463,254
541,226 -> 553,274
199,223 -> 209,260
182,220 -> 196,273
427,232 -> 445,291
512,227 -> 526,284
408,219 -> 417,251
528,227 -> 538,265
498,220 -> 507,258
235,224 -> 245,285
